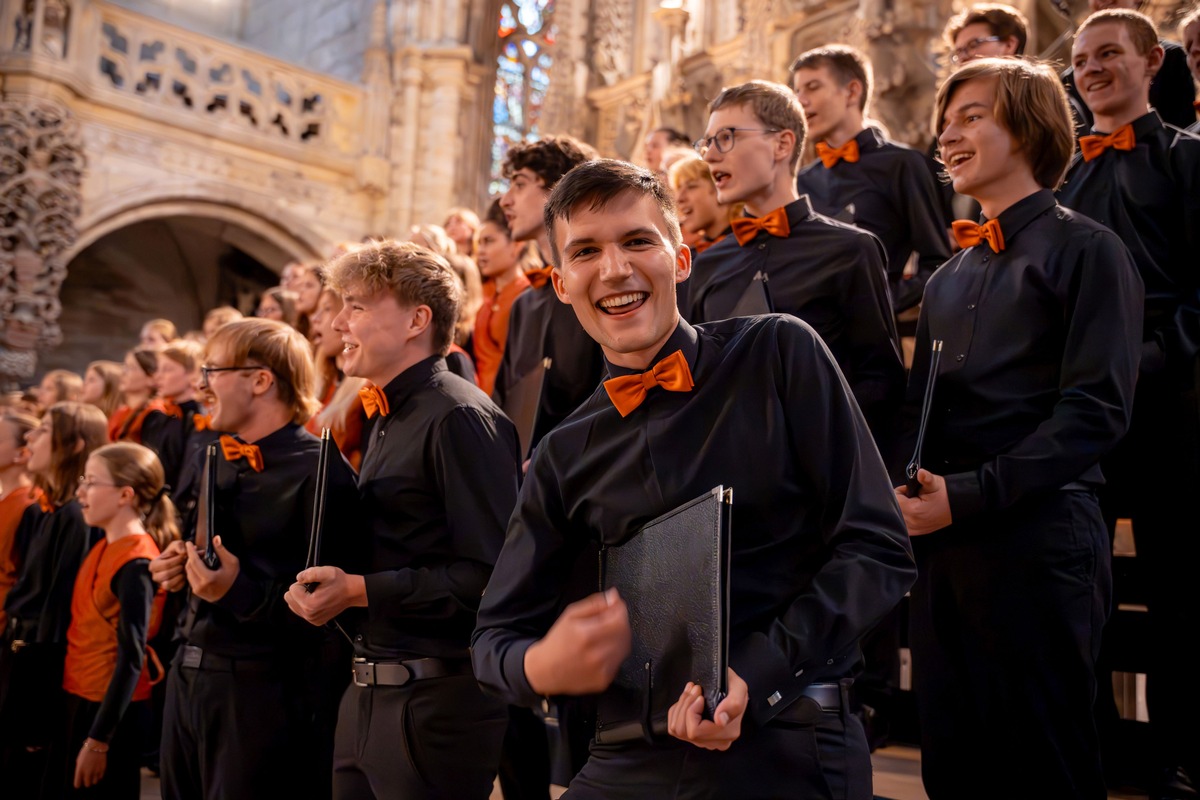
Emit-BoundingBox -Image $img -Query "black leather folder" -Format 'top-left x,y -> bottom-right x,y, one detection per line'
501,357 -> 550,458
729,271 -> 772,317
595,486 -> 732,744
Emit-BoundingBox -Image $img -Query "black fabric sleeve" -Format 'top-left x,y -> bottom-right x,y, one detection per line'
88,559 -> 154,743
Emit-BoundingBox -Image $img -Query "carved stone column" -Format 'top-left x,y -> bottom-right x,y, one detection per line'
0,99 -> 85,387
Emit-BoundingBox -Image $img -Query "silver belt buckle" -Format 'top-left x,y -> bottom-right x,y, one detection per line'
353,659 -> 374,687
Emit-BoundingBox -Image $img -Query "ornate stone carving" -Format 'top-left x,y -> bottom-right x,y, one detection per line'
0,99 -> 84,384
13,0 -> 71,57
859,0 -> 947,147
593,0 -> 632,86
733,0 -> 777,83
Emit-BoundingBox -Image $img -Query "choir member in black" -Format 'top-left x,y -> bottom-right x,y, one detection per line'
140,339 -> 204,491
687,80 -> 903,442
493,135 -> 606,453
148,319 -> 359,800
0,402 -> 107,797
793,45 -> 951,334
1056,9 -> 1200,791
285,241 -> 518,800
1183,7 -> 1200,135
1063,0 -> 1196,137
896,58 -> 1143,800
472,159 -> 915,800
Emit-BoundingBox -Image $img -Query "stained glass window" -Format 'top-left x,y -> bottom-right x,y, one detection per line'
490,0 -> 557,195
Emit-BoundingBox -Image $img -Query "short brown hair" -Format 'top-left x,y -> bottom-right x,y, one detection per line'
543,159 -> 682,267
943,4 -> 1029,54
205,319 -> 321,425
934,58 -> 1075,189
160,339 -> 204,373
501,135 -> 599,190
36,402 -> 108,506
1181,5 -> 1200,37
709,81 -> 807,172
41,369 -> 83,404
141,318 -> 178,344
326,240 -> 463,356
790,45 -> 874,113
1077,9 -> 1159,57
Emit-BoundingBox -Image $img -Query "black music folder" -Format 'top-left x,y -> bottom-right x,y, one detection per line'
595,486 -> 732,744
198,443 -> 220,569
729,271 -> 772,317
906,339 -> 943,496
501,356 -> 550,458
304,429 -> 332,591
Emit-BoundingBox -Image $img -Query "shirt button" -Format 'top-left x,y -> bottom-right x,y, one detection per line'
956,354 -> 964,362
982,256 -> 989,263
757,243 -> 766,250
378,429 -> 386,438
826,658 -> 834,665
967,304 -> 976,310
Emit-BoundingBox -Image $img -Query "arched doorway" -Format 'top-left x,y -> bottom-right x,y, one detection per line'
41,212 -> 310,374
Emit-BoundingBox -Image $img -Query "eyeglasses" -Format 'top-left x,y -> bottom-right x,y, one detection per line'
78,476 -> 120,490
199,364 -> 272,389
950,36 -> 1003,65
693,127 -> 782,155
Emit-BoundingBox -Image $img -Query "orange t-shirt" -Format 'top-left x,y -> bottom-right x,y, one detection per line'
0,485 -> 42,631
474,274 -> 531,396
63,535 -> 165,703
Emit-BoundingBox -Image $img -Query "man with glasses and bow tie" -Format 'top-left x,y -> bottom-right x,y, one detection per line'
1057,9 -> 1200,793
473,158 -> 915,800
684,80 -> 903,445
896,58 -> 1142,799
149,318 -> 360,799
284,241 -> 519,799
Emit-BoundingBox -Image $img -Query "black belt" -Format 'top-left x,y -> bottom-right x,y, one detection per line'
351,657 -> 473,687
800,682 -> 843,711
176,644 -> 278,673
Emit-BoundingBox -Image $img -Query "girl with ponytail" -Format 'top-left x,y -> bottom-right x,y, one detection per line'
51,443 -> 176,796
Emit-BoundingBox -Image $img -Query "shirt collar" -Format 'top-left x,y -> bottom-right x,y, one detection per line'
1091,110 -> 1161,139
984,189 -> 1057,245
380,354 -> 447,414
854,126 -> 885,154
603,318 -> 700,379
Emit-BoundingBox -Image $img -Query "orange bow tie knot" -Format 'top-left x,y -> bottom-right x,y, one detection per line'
219,435 -> 264,472
952,219 -> 1005,253
526,265 -> 556,290
358,384 -> 390,419
162,400 -> 183,419
1079,124 -> 1136,162
193,414 -> 211,432
603,350 -> 695,418
731,207 -> 791,247
38,494 -> 55,514
816,139 -> 861,169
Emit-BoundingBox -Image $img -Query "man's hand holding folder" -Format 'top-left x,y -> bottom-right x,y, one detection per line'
895,469 -> 952,536
666,669 -> 748,751
523,588 -> 632,696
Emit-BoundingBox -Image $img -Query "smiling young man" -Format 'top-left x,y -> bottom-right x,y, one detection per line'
686,80 -> 904,445
148,318 -> 359,800
895,58 -> 1143,800
1062,0 -> 1196,136
1056,9 -> 1200,791
284,241 -> 519,799
492,135 -> 606,455
472,159 -> 914,799
792,44 -> 950,332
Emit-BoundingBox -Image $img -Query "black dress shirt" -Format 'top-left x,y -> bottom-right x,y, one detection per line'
492,282 -> 606,453
1056,112 -> 1200,378
1063,41 -> 1197,136
342,355 -> 520,661
4,501 -> 101,643
797,127 -> 951,312
899,190 -> 1143,522
183,422 -> 360,659
472,316 -> 915,727
685,197 -> 904,436
141,399 -> 202,491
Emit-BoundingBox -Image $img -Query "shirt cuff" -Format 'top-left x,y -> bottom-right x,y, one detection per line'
944,470 -> 985,522
729,631 -> 802,728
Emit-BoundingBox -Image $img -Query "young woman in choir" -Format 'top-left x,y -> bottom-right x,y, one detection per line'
108,350 -> 162,444
81,362 -> 123,421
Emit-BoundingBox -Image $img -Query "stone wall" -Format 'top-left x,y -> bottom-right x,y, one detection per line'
240,0 -> 376,84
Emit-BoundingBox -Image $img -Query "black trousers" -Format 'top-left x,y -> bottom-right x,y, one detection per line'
1097,372 -> 1200,784
41,694 -> 148,799
910,490 -> 1110,800
564,693 -> 871,800
332,674 -> 507,799
159,654 -> 319,799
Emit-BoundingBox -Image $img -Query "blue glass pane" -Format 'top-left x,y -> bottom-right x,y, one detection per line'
499,4 -> 517,37
538,53 -> 552,69
521,39 -> 538,58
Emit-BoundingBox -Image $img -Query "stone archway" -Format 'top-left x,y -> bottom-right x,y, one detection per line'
41,205 -> 313,375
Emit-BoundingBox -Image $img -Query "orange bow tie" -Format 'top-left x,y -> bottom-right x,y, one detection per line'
193,414 -> 211,432
816,139 -> 861,169
526,265 -> 555,290
1079,124 -> 1135,162
38,494 -> 55,513
952,219 -> 1005,253
730,207 -> 791,247
162,400 -> 183,419
219,435 -> 264,472
358,384 -> 390,419
693,234 -> 727,255
603,350 -> 695,418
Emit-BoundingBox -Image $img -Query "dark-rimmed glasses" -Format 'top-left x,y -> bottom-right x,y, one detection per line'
693,127 -> 782,156
950,36 -> 1002,65
199,364 -> 272,389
